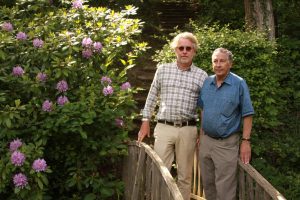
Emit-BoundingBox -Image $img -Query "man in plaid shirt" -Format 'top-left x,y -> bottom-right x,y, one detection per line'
138,32 -> 207,200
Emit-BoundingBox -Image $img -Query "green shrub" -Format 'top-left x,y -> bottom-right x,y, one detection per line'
0,1 -> 146,199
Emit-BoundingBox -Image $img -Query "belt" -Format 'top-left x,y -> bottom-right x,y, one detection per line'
158,120 -> 197,127
205,133 -> 236,140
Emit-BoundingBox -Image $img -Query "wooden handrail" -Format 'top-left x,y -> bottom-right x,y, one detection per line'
238,160 -> 286,200
123,141 -> 184,200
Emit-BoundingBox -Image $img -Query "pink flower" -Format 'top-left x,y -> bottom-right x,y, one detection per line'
11,151 -> 25,166
82,37 -> 93,47
36,72 -> 47,82
1,22 -> 13,32
101,76 -> 112,85
56,80 -> 68,92
42,100 -> 53,112
121,82 -> 131,90
72,0 -> 83,9
13,173 -> 28,188
12,65 -> 24,77
16,32 -> 27,40
32,158 -> 47,172
9,139 -> 22,152
57,95 -> 69,106
82,48 -> 93,58
103,85 -> 114,96
93,42 -> 103,52
33,38 -> 44,48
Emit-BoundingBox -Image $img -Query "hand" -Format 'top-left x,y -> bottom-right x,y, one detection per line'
137,121 -> 150,143
240,141 -> 251,164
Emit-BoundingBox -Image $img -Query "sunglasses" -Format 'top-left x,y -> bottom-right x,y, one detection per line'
178,46 -> 193,52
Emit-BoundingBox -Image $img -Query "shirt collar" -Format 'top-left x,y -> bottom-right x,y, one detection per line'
175,62 -> 194,71
210,72 -> 233,86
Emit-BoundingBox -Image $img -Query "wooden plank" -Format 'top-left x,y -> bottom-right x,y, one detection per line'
238,166 -> 246,200
132,147 -> 146,200
246,173 -> 254,199
255,184 -> 263,200
190,193 -> 206,200
145,157 -> 152,200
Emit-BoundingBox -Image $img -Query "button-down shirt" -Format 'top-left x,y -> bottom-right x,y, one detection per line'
198,72 -> 254,138
142,62 -> 208,121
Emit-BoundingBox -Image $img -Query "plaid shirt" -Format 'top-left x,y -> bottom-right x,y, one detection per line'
142,62 -> 208,121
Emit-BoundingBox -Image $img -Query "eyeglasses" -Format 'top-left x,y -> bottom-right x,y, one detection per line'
177,46 -> 193,52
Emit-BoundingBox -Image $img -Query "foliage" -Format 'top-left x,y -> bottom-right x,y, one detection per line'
192,0 -> 245,30
0,1 -> 146,199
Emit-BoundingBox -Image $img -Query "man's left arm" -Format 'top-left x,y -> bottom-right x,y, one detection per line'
240,115 -> 253,164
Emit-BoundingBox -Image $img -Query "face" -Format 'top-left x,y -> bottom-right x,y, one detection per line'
212,51 -> 232,80
175,38 -> 196,68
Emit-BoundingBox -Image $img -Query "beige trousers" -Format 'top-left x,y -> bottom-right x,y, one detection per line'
199,134 -> 239,200
153,123 -> 198,200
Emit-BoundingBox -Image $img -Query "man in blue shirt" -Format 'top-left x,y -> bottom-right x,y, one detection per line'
198,48 -> 254,200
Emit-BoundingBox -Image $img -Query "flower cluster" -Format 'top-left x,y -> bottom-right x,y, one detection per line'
103,85 -> 114,96
121,82 -> 131,90
57,95 -> 69,106
33,38 -> 44,48
1,22 -> 13,32
101,76 -> 112,85
36,72 -> 47,82
9,139 -> 22,152
72,0 -> 83,9
8,139 -> 48,189
56,80 -> 69,93
32,158 -> 47,172
42,100 -> 53,112
81,37 -> 103,59
12,65 -> 25,77
11,151 -> 26,166
41,80 -> 70,112
13,173 -> 28,189
16,32 -> 27,40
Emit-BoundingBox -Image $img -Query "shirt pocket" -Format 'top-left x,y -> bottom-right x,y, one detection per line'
221,98 -> 237,117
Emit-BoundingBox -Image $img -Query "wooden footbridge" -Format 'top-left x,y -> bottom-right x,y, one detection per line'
123,141 -> 286,200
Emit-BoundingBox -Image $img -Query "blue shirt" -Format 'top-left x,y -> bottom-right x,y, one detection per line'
198,72 -> 254,138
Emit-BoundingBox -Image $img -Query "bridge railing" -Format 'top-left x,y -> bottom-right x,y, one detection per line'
123,141 -> 184,200
123,141 -> 286,200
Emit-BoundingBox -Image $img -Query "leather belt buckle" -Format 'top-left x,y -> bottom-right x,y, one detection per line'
173,120 -> 182,127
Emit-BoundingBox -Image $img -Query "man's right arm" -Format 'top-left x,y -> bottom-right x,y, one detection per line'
138,67 -> 161,142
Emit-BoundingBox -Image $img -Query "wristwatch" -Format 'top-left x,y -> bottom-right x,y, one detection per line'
241,137 -> 251,142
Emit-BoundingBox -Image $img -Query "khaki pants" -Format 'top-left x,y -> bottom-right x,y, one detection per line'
153,123 -> 198,200
199,134 -> 239,200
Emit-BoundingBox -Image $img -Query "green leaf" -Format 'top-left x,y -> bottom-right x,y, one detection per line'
84,193 -> 97,200
37,178 -> 44,190
15,99 -> 21,107
4,118 -> 11,128
79,130 -> 87,139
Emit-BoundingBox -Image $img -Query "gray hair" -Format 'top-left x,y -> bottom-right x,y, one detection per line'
212,48 -> 233,62
170,32 -> 199,51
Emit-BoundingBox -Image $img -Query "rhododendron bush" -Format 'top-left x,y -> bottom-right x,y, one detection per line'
0,1 -> 146,199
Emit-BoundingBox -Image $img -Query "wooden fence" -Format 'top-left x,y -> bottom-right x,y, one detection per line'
123,141 -> 286,200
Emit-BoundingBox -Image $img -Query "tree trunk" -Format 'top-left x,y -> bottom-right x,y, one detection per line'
244,0 -> 275,40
